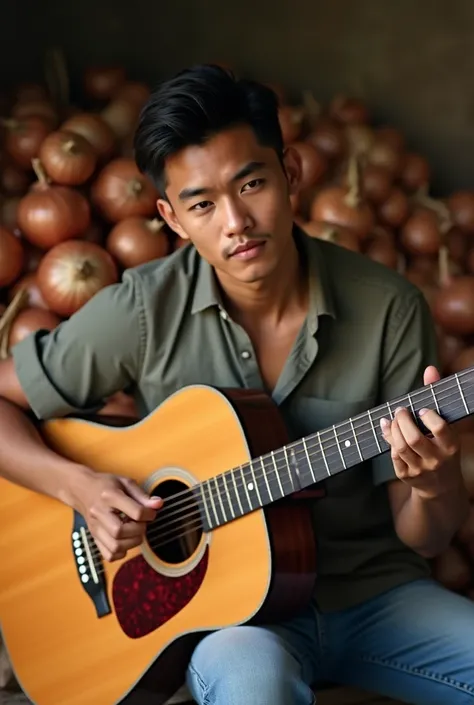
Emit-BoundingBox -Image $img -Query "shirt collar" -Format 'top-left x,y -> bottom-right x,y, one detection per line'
191,225 -> 337,326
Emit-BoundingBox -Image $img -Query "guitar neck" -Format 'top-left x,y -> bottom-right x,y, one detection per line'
196,367 -> 474,531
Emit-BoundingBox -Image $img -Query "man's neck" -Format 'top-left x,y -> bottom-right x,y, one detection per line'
215,237 -> 307,327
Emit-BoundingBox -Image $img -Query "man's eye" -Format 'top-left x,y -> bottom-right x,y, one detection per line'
242,179 -> 264,191
191,201 -> 212,211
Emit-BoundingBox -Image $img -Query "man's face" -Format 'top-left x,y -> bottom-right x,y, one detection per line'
157,125 -> 301,285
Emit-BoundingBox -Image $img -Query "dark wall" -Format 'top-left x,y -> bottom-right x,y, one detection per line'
3,0 -> 474,195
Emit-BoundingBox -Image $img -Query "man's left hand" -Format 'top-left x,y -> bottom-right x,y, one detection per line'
380,365 -> 462,499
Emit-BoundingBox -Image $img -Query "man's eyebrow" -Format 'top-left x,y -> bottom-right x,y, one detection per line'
178,161 -> 266,201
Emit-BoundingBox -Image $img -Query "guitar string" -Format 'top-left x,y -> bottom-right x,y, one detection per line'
83,381 -> 474,565
85,379 -> 472,563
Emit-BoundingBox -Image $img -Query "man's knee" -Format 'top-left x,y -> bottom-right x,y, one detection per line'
186,626 -> 314,705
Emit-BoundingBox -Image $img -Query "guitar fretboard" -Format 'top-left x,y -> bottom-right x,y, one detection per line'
192,368 -> 474,531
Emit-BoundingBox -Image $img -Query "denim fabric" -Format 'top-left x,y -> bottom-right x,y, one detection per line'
186,578 -> 474,704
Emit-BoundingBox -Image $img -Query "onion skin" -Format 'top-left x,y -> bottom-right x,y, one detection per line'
8,273 -> 48,309
37,240 -> 118,317
8,307 -> 61,348
0,226 -> 24,286
106,217 -> 169,269
400,208 -> 442,257
18,181 -> 91,249
91,158 -> 158,223
39,130 -> 97,186
2,117 -> 52,169
433,277 -> 474,336
61,113 -> 116,161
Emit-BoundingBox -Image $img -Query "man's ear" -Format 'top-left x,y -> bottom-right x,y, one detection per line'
156,199 -> 189,240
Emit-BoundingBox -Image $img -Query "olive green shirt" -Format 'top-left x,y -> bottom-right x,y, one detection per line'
12,228 -> 438,612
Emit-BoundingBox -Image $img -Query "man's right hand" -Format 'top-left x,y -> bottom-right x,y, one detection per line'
72,471 -> 163,562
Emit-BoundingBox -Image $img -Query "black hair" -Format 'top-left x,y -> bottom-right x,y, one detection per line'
133,64 -> 284,197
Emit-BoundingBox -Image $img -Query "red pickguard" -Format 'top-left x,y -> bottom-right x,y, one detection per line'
112,549 -> 209,639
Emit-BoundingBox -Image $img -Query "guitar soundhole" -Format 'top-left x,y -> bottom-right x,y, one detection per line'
146,479 -> 202,564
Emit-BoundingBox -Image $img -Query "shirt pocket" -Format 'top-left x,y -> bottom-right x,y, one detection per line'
288,395 -> 377,496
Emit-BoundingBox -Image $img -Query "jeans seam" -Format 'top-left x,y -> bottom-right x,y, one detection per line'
187,662 -> 211,705
361,654 -> 474,697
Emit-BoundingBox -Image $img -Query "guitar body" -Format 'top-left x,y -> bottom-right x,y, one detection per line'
0,386 -> 317,705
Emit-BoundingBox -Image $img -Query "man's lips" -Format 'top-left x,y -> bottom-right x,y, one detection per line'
229,240 -> 266,257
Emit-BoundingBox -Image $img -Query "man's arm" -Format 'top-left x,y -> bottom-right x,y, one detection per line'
0,272 -> 162,561
372,288 -> 469,558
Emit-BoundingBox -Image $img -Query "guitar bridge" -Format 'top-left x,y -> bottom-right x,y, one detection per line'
71,510 -> 111,618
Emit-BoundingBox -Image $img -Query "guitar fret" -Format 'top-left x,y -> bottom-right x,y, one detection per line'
333,426 -> 346,469
271,450 -> 284,496
205,480 -> 219,527
214,476 -> 227,523
231,470 -> 244,515
407,392 -> 415,415
430,383 -> 440,414
318,433 -> 331,477
249,460 -> 263,505
221,473 -> 235,520
260,457 -> 274,502
349,418 -> 364,461
199,483 -> 212,529
240,465 -> 253,511
455,373 -> 470,414
302,438 -> 316,481
283,446 -> 296,490
367,409 -> 381,453
386,402 -> 394,419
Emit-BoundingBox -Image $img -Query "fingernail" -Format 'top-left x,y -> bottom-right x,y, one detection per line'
395,406 -> 405,414
380,417 -> 390,432
419,408 -> 429,416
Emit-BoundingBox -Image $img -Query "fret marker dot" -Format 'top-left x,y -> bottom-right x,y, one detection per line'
344,440 -> 351,448
247,482 -> 254,491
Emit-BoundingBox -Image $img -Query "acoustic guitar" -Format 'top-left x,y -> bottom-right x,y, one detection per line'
0,371 -> 472,705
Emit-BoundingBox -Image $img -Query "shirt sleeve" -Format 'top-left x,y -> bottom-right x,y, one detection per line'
11,269 -> 146,420
371,288 -> 440,486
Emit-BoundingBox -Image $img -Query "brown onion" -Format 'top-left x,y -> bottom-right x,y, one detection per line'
306,118 -> 346,160
361,164 -> 393,205
37,240 -> 118,317
433,277 -> 474,336
83,66 -> 127,101
344,124 -> 374,157
1,117 -> 52,169
0,226 -> 24,286
278,105 -> 304,144
8,307 -> 61,349
367,137 -> 404,176
449,347 -> 474,375
376,126 -> 406,152
400,153 -> 430,192
329,95 -> 369,125
39,130 -> 97,186
61,112 -> 116,161
291,142 -> 327,191
364,227 -> 399,269
8,273 -> 48,309
400,208 -> 442,256
447,192 -> 474,235
0,196 -> 21,232
91,158 -> 158,222
310,158 -> 374,239
101,99 -> 141,140
437,331 -> 466,374
113,82 -> 150,107
0,161 -> 31,196
11,99 -> 57,125
106,217 -> 169,269
18,159 -> 90,249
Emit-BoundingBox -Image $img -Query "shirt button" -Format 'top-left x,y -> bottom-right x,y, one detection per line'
241,350 -> 251,360
219,309 -> 228,321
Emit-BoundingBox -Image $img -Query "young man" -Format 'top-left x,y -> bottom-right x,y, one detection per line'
1,65 -> 473,705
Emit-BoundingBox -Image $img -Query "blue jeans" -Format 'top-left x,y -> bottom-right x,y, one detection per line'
186,578 -> 474,704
